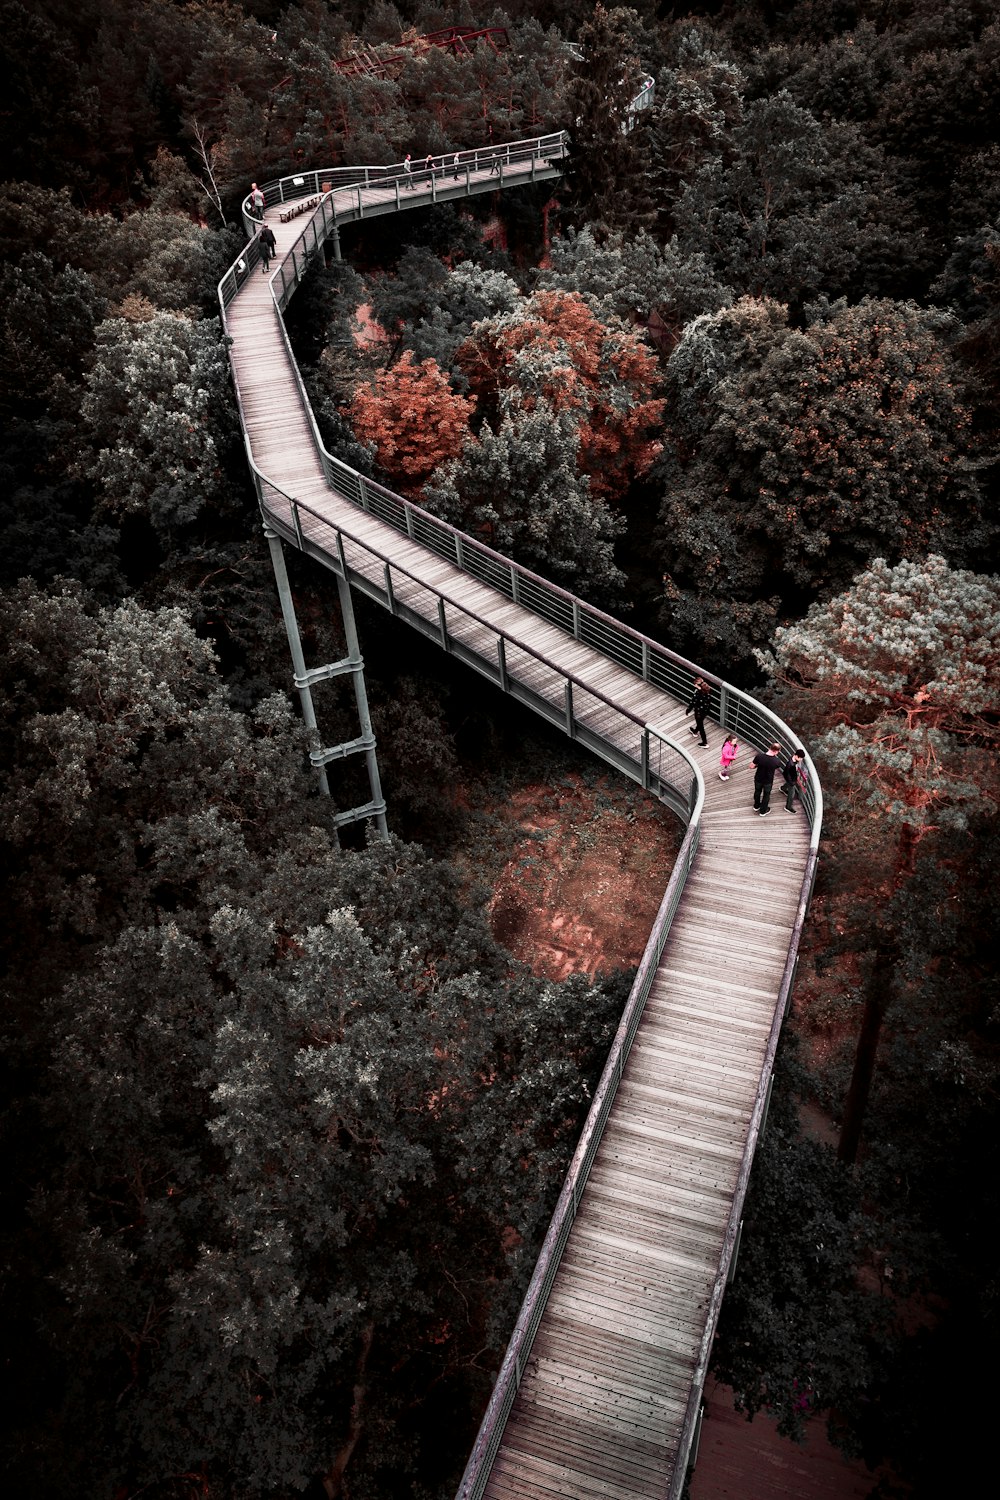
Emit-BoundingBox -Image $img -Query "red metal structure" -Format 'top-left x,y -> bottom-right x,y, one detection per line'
334,25 -> 509,80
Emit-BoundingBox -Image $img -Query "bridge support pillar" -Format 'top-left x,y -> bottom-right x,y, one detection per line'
329,220 -> 342,262
264,525 -> 388,836
333,571 -> 388,836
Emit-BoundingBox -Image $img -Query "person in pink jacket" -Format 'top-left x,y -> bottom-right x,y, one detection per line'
718,735 -> 739,781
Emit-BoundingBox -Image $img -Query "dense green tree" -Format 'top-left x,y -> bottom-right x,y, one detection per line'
404,261 -> 522,376
0,577 -> 629,1498
1,253 -> 105,415
747,19 -> 901,126
674,91 -> 925,305
646,25 -> 744,236
656,295 -> 987,663
423,403 -> 627,602
80,309 -> 243,539
537,223 -> 731,335
0,0 -> 100,189
560,4 -> 654,235
456,287 -> 663,501
763,554 -> 1000,1163
871,8 -> 1000,234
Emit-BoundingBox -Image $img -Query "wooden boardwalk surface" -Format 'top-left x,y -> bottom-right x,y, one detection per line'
224,183 -> 813,1500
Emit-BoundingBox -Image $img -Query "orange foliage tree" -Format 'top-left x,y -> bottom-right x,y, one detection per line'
456,289 -> 663,501
349,351 -> 475,494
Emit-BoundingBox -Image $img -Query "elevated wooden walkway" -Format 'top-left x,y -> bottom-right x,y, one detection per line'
220,148 -> 820,1500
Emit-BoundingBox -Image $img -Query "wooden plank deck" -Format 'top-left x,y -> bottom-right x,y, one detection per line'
224,189 -> 812,1500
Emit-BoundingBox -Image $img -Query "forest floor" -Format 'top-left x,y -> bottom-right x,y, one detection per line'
464,765 -> 680,979
464,764 -> 878,1500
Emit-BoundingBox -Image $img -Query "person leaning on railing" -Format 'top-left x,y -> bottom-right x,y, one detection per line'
780,748 -> 807,813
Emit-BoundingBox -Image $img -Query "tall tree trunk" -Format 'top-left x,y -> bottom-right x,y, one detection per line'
323,1322 -> 374,1498
837,822 -> 916,1165
837,942 -> 894,1165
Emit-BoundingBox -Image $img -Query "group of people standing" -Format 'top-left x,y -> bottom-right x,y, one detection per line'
686,677 -> 807,816
402,152 -> 464,186
401,150 -> 501,186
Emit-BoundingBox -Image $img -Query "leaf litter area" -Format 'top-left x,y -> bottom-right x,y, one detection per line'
463,767 -> 683,982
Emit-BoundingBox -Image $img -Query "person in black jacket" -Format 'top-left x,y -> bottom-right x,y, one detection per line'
780,748 -> 806,812
752,742 -> 783,815
686,677 -> 712,746
258,223 -> 276,271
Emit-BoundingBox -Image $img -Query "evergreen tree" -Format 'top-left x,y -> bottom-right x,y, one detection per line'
561,4 -> 654,236
763,554 -> 1000,1162
80,308 -> 243,540
423,403 -> 627,603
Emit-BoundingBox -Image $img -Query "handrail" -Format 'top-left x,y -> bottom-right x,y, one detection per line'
239,443 -> 700,816
456,807 -> 703,1498
221,191 -> 822,848
218,126 -> 823,1500
665,843 -> 820,1499
239,133 -> 570,234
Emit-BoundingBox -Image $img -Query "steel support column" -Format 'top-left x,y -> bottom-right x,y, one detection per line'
265,525 -> 388,835
265,525 -> 331,798
335,573 -> 388,836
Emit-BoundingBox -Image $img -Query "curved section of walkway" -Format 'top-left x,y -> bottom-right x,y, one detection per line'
219,141 -> 822,1500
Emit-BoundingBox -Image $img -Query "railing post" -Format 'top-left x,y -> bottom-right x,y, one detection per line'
641,728 -> 650,790
641,640 -> 650,682
358,475 -> 371,513
728,1220 -> 744,1284
511,567 -> 520,604
760,1073 -> 774,1137
498,636 -> 509,692
405,502 -> 414,538
384,563 -> 396,615
572,599 -> 581,640
438,597 -> 448,648
455,533 -> 465,571
564,680 -> 575,737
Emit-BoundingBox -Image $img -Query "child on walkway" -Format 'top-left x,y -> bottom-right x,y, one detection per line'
718,736 -> 739,781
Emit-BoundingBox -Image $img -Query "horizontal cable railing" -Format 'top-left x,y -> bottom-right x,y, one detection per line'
241,133 -> 569,235
457,800 -> 703,1500
218,128 -> 823,1498
240,451 -> 700,815
219,197 -> 824,840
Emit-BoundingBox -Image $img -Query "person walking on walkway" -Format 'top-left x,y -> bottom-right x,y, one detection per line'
686,677 -> 712,746
402,153 -> 413,188
752,742 -> 783,815
258,222 -> 276,272
451,151 -> 461,179
249,182 -> 265,219
780,748 -> 807,812
719,735 -> 739,781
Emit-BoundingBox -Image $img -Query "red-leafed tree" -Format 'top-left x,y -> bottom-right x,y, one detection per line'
349,351 -> 475,494
455,289 -> 663,501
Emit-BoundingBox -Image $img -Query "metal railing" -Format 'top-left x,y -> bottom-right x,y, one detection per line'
238,133 -> 569,240
239,445 -> 700,821
218,129 -> 823,1500
456,803 -> 702,1498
